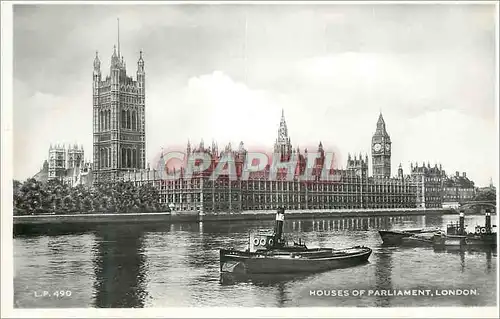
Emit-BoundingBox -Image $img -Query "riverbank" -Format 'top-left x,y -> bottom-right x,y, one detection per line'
14,207 -> 457,226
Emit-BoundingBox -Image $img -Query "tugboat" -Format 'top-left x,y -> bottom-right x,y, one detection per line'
437,210 -> 497,248
219,208 -> 372,274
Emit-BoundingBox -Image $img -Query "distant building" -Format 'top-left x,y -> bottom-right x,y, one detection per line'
410,163 -> 445,209
48,144 -> 68,180
48,144 -> 84,180
476,178 -> 496,195
442,171 -> 475,204
32,160 -> 49,183
33,144 -> 91,187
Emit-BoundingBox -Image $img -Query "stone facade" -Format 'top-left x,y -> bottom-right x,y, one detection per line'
109,112 -> 417,212
92,38 -> 146,183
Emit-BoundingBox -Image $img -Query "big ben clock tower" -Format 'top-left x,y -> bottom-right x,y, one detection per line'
371,113 -> 391,178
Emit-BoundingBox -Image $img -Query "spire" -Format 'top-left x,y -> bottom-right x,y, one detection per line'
117,18 -> 120,59
277,108 -> 289,143
137,50 -> 145,73
93,51 -> 101,72
376,113 -> 386,131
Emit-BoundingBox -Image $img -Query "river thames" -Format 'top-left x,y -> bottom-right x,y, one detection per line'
13,213 -> 497,308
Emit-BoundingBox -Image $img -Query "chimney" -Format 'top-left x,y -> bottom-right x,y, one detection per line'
462,172 -> 466,178
485,210 -> 491,232
274,207 -> 285,246
455,171 -> 459,177
459,211 -> 465,235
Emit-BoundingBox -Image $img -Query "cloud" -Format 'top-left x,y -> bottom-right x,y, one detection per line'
147,71 -> 284,155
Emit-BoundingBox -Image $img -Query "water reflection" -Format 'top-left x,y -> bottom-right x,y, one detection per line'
92,225 -> 148,308
374,247 -> 394,307
219,272 -> 312,287
433,246 -> 497,274
288,215 -> 426,232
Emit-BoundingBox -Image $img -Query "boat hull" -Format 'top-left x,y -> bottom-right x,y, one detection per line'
464,233 -> 497,247
433,234 -> 467,247
379,228 -> 441,245
220,247 -> 372,274
400,235 -> 435,247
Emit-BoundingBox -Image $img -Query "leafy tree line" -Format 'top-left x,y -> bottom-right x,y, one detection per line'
13,178 -> 170,216
472,188 -> 496,202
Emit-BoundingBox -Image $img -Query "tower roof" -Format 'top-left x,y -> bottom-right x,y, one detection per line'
93,51 -> 101,71
374,112 -> 390,138
274,108 -> 291,148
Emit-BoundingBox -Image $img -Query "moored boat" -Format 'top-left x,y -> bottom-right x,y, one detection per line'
379,227 -> 441,245
400,233 -> 436,247
219,208 -> 372,274
443,211 -> 497,248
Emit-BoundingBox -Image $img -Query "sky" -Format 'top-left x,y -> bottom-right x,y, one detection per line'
12,3 -> 498,186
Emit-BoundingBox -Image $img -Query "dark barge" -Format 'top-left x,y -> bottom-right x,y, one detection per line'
219,208 -> 372,274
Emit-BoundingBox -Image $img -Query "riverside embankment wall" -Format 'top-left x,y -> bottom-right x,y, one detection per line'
14,208 -> 455,226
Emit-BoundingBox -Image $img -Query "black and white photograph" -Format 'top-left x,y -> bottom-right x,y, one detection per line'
1,0 -> 499,317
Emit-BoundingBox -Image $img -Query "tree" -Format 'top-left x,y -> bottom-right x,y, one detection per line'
474,189 -> 496,202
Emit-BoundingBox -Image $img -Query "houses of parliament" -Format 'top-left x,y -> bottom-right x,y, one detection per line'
33,38 -> 477,213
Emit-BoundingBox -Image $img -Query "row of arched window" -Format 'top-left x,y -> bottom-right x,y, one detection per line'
99,147 -> 138,169
98,109 -> 139,131
100,147 -> 112,168
99,110 -> 111,131
121,109 -> 137,130
122,148 -> 137,168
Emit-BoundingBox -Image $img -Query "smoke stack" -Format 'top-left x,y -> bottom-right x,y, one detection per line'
274,207 -> 285,245
459,211 -> 465,235
485,211 -> 491,232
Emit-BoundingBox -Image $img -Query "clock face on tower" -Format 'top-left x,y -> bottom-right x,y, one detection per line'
373,143 -> 382,152
385,144 -> 391,151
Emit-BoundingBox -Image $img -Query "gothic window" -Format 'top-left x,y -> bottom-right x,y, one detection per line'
132,149 -> 137,168
99,110 -> 103,131
105,148 -> 109,167
122,110 -> 126,128
103,110 -> 107,131
132,110 -> 137,131
103,110 -> 107,130
127,110 -> 131,129
127,148 -> 131,168
121,147 -> 126,168
100,148 -> 104,168
107,110 -> 111,130
108,147 -> 111,168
